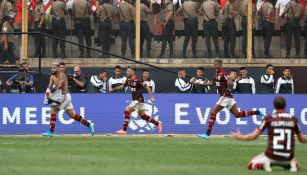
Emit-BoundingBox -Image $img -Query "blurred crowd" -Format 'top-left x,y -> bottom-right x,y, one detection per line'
1,0 -> 307,62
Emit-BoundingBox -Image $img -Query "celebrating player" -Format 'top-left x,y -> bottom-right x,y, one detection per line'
41,62 -> 95,137
195,60 -> 265,139
232,96 -> 307,172
111,67 -> 163,134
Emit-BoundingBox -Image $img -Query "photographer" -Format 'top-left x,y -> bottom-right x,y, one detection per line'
6,67 -> 34,93
88,70 -> 108,93
68,66 -> 87,93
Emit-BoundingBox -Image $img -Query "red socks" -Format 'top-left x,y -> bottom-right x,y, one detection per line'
206,113 -> 217,135
123,111 -> 131,131
237,111 -> 258,118
141,114 -> 159,126
73,114 -> 90,127
49,114 -> 56,132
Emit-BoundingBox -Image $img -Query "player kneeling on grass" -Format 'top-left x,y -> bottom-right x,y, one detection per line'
232,96 -> 307,172
41,62 -> 94,137
111,67 -> 162,134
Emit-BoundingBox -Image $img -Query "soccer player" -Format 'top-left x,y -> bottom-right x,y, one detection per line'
41,62 -> 94,137
232,96 -> 307,172
111,67 -> 163,134
195,60 -> 265,139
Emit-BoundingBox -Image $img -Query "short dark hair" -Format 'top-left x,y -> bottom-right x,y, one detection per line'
284,67 -> 290,70
115,65 -> 122,70
99,69 -> 106,74
229,69 -> 237,73
197,67 -> 204,71
214,59 -> 222,64
274,96 -> 286,110
265,64 -> 274,69
127,66 -> 136,71
59,62 -> 65,66
240,67 -> 246,71
143,69 -> 149,72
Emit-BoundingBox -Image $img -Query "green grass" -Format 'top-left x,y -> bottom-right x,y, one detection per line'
0,136 -> 306,175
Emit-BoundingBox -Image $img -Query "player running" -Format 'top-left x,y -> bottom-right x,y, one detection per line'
195,60 -> 265,139
232,96 -> 307,172
41,62 -> 94,137
111,67 -> 163,134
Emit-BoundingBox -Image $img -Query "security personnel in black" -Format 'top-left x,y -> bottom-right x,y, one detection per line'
32,0 -> 46,58
223,0 -> 238,58
199,0 -> 220,58
259,0 -> 274,58
117,0 -> 135,58
96,0 -> 114,58
240,0 -> 255,58
140,0 -> 153,58
159,0 -> 175,58
175,0 -> 198,58
282,0 -> 303,58
50,0 -> 67,58
72,0 -> 92,58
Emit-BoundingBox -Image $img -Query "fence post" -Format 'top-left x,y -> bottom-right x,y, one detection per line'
135,0 -> 141,61
247,0 -> 252,64
21,0 -> 28,62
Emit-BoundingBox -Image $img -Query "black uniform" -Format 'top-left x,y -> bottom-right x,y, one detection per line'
233,77 -> 256,94
159,1 -> 175,58
33,2 -> 46,58
176,0 -> 199,58
199,0 -> 220,57
282,0 -> 303,57
117,1 -> 135,57
260,1 -> 274,57
72,0 -> 92,58
223,1 -> 238,58
140,2 -> 153,58
96,1 -> 114,57
51,0 -> 67,58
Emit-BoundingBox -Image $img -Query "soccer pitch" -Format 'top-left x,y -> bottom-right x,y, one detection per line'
0,136 -> 306,175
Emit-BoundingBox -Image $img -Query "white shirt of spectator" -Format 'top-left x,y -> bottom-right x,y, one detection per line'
143,79 -> 156,93
108,76 -> 127,92
90,75 -> 107,93
261,74 -> 274,85
175,77 -> 192,92
275,0 -> 290,16
173,0 -> 182,7
256,0 -> 264,12
275,77 -> 294,94
151,0 -> 162,4
233,77 -> 256,94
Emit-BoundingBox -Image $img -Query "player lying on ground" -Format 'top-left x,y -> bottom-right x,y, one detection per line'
232,96 -> 307,172
111,67 -> 162,134
195,60 -> 265,139
41,62 -> 94,137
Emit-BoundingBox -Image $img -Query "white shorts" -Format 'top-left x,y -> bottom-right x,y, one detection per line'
216,96 -> 236,110
129,100 -> 145,112
248,153 -> 300,172
52,94 -> 74,111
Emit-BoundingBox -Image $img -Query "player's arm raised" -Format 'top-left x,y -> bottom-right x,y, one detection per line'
231,128 -> 262,141
110,85 -> 124,92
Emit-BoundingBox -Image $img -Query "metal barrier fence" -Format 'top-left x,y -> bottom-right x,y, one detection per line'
1,0 -> 307,63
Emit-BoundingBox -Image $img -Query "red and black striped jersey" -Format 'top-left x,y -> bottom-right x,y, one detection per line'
258,111 -> 302,161
213,69 -> 233,98
124,77 -> 147,102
